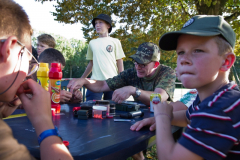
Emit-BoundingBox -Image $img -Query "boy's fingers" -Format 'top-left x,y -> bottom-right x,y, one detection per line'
75,92 -> 82,99
17,79 -> 39,95
66,94 -> 72,99
17,92 -> 30,106
51,87 -> 60,93
17,81 -> 30,94
130,121 -> 141,131
150,123 -> 156,131
67,81 -> 75,93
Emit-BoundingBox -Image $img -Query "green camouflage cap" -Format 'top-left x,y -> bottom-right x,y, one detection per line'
159,15 -> 236,50
129,42 -> 160,64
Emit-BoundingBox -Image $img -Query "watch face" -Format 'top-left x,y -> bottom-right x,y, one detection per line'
136,89 -> 141,96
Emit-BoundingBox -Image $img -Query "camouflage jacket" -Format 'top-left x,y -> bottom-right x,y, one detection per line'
106,64 -> 176,101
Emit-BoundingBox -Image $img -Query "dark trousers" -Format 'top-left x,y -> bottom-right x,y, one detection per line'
86,89 -> 114,101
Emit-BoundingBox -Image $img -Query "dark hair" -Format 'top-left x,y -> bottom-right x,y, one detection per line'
37,34 -> 56,48
0,0 -> 32,44
32,46 -> 38,60
39,48 -> 65,66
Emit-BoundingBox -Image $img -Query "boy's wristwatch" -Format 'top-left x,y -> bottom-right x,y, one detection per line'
135,88 -> 141,98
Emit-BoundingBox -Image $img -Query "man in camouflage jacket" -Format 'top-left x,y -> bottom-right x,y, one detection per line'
68,42 -> 176,105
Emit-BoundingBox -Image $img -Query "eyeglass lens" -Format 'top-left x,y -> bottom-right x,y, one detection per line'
134,62 -> 145,68
28,63 -> 39,76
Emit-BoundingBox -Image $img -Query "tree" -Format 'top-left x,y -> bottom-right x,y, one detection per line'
37,0 -> 240,64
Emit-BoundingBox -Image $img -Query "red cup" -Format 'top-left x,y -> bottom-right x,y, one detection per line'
63,140 -> 69,147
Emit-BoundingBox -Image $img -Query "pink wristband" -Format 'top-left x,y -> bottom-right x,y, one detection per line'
154,113 -> 172,121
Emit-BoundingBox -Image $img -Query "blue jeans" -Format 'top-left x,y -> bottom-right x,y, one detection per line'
86,89 -> 114,101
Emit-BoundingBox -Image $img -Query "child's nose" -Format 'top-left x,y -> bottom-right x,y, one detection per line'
180,54 -> 192,65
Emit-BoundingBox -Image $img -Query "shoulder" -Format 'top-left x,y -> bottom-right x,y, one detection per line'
108,37 -> 121,43
159,64 -> 175,73
189,83 -> 240,120
156,64 -> 176,80
121,68 -> 136,76
208,83 -> 240,109
89,38 -> 99,43
0,119 -> 12,133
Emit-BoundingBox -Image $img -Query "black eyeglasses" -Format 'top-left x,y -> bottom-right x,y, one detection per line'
134,61 -> 150,68
0,39 -> 39,95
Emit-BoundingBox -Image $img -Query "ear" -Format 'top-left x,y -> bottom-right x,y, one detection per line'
0,36 -> 18,63
107,24 -> 111,29
220,53 -> 236,71
154,61 -> 160,68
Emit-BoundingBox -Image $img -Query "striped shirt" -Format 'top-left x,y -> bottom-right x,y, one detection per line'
179,82 -> 240,160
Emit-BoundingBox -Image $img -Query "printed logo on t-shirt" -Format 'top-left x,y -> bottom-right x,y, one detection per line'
106,45 -> 113,52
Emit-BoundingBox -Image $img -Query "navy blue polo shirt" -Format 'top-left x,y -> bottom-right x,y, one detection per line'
179,82 -> 240,160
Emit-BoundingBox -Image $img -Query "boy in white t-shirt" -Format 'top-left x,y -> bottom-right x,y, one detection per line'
81,14 -> 125,101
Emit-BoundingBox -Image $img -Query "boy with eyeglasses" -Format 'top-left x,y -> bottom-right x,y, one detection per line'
81,14 -> 125,101
0,0 -> 73,159
68,42 -> 176,106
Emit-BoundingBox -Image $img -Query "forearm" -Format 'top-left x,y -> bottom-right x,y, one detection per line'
155,115 -> 176,160
116,59 -> 124,73
170,101 -> 188,112
171,110 -> 189,127
133,88 -> 169,105
133,90 -> 155,105
35,119 -> 73,159
84,79 -> 111,93
81,61 -> 93,78
40,136 -> 73,160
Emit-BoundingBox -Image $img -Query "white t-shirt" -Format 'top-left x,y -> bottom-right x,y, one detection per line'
86,37 -> 125,80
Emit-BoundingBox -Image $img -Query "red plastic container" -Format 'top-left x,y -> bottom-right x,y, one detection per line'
49,63 -> 62,113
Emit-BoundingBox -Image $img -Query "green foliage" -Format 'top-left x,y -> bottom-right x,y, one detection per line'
37,0 -> 240,63
32,30 -> 88,78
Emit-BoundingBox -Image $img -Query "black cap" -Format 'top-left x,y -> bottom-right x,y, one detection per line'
92,14 -> 112,33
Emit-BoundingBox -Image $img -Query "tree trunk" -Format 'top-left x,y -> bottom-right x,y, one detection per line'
195,0 -> 228,15
70,65 -> 72,78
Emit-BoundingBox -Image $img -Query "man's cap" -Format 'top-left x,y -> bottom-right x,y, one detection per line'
92,14 -> 112,33
159,15 -> 236,50
129,42 -> 160,64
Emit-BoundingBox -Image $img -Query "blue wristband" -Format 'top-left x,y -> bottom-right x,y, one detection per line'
38,126 -> 62,145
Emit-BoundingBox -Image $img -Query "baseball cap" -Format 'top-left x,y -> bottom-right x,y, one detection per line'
159,15 -> 236,50
92,14 -> 112,33
129,42 -> 160,64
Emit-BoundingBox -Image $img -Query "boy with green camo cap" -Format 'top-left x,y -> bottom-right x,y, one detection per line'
131,15 -> 240,160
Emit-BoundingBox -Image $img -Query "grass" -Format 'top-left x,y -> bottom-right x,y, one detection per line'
145,144 -> 158,160
127,144 -> 158,160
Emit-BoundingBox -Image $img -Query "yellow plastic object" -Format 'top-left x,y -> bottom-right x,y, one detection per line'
37,63 -> 49,91
3,113 -> 27,119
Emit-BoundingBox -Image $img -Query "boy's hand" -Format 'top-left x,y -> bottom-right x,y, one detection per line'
16,79 -> 54,136
70,90 -> 82,103
67,78 -> 85,94
0,96 -> 22,118
60,90 -> 72,103
130,117 -> 156,131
